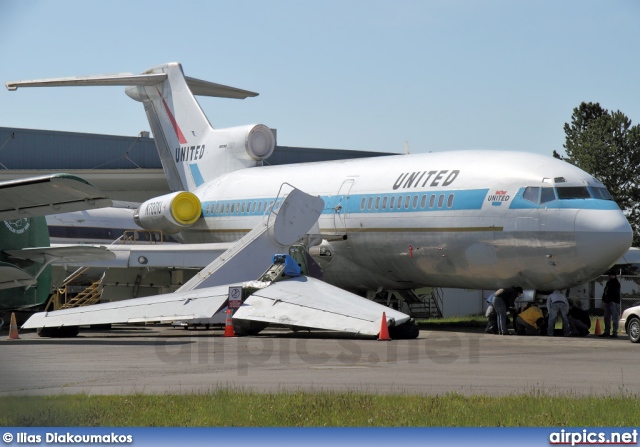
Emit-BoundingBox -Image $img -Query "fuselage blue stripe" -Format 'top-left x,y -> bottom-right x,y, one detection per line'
199,187 -> 619,218
200,189 -> 489,217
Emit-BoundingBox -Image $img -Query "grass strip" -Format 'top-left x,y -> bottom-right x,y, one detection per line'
1,391 -> 638,427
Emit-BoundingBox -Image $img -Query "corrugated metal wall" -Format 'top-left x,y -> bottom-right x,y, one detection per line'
0,127 -> 160,170
0,126 -> 393,169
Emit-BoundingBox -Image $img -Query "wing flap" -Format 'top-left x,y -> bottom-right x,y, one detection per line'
234,276 -> 411,336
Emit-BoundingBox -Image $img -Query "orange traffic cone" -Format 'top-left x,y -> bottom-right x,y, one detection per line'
378,312 -> 391,341
224,309 -> 235,337
594,319 -> 602,336
7,313 -> 20,340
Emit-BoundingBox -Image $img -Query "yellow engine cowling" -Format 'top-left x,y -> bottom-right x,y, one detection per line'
134,191 -> 201,234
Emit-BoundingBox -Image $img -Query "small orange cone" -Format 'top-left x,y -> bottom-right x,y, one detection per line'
594,319 -> 602,336
7,313 -> 20,340
378,312 -> 391,341
224,309 -> 235,337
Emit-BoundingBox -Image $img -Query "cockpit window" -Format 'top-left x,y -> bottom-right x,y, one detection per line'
523,187 -> 539,203
591,187 -> 613,200
556,186 -> 590,199
540,187 -> 556,204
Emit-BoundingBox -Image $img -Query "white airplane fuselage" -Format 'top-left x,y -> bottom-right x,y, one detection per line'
46,208 -> 140,245
180,150 -> 631,292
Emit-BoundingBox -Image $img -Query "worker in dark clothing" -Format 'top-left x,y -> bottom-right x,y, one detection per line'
568,301 -> 591,337
601,272 -> 621,338
492,286 -> 523,335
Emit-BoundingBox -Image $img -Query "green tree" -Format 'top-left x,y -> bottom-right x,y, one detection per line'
554,102 -> 640,246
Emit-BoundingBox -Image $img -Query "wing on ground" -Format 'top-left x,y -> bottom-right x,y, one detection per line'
236,276 -> 410,336
22,286 -> 230,328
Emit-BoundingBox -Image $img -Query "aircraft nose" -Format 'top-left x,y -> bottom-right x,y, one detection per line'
575,209 -> 633,270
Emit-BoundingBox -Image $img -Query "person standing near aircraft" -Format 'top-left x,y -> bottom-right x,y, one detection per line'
492,287 -> 523,335
485,292 -> 497,334
546,290 -> 570,336
600,272 -> 621,338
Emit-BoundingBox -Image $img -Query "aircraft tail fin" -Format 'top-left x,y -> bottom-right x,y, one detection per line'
6,63 -> 275,192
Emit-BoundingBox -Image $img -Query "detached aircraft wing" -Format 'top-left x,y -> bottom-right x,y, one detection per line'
236,276 -> 410,336
23,272 -> 410,337
23,286 -> 230,328
0,173 -> 112,221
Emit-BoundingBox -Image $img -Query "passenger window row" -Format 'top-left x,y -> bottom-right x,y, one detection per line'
203,199 -> 285,216
359,193 -> 455,211
204,191 -> 460,216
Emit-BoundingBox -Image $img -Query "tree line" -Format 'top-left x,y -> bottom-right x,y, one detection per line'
553,102 -> 640,247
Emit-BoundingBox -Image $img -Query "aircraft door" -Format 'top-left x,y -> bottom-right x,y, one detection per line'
333,179 -> 355,237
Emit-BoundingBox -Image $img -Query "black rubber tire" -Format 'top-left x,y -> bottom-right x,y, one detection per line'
627,316 -> 640,343
233,319 -> 269,336
389,320 -> 420,339
37,326 -> 80,338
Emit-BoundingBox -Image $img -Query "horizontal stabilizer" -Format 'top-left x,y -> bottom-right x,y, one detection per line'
184,76 -> 258,99
6,72 -> 258,99
0,262 -> 36,291
61,242 -> 234,269
4,246 -> 115,264
0,173 -> 111,220
22,286 -> 230,329
235,276 -> 411,336
5,73 -> 167,90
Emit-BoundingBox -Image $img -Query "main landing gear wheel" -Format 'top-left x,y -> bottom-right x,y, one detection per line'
37,326 -> 80,338
233,319 -> 268,336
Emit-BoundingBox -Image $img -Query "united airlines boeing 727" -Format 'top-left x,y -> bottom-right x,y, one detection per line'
7,63 -> 633,337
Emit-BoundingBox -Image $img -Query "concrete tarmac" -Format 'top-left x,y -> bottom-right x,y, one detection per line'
1,326 -> 638,396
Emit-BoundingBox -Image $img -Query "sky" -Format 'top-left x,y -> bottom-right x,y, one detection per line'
1,0 -> 639,157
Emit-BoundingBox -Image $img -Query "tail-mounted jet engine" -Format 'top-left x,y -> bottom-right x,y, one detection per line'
134,191 -> 201,234
216,124 -> 275,161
